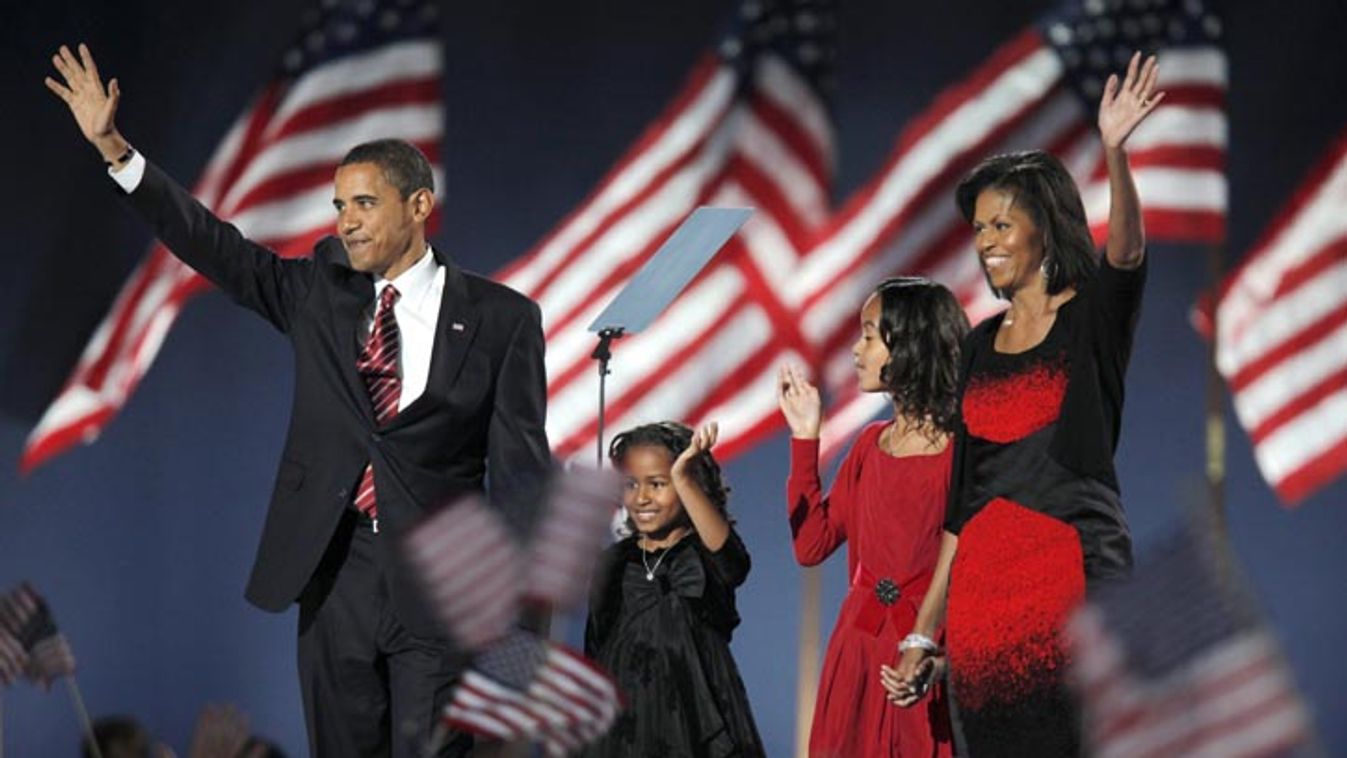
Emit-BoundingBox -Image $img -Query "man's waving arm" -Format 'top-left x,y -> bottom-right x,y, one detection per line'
45,43 -> 310,333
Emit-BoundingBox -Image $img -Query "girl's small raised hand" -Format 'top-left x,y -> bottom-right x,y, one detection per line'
672,421 -> 718,479
777,364 -> 822,439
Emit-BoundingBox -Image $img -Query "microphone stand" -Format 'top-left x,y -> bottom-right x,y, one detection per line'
590,327 -> 624,468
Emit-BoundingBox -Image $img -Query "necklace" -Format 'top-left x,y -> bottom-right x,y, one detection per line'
641,545 -> 668,581
640,531 -> 688,581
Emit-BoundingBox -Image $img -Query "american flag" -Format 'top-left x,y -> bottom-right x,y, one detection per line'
402,469 -> 621,650
0,627 -> 26,687
806,0 -> 1227,460
0,584 -> 77,688
22,0 -> 444,472
403,496 -> 524,651
443,630 -> 620,757
1067,524 -> 1313,758
497,0 -> 836,463
522,467 -> 622,609
403,476 -> 623,752
1206,127 -> 1347,504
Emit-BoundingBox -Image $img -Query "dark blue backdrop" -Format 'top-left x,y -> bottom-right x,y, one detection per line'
4,1 -> 1345,754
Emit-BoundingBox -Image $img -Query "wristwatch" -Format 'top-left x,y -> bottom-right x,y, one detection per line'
107,145 -> 135,167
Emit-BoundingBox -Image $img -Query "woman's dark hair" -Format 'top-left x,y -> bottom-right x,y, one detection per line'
608,421 -> 731,521
954,149 -> 1097,297
872,277 -> 969,435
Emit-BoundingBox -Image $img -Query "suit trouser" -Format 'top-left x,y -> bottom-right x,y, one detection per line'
297,511 -> 472,758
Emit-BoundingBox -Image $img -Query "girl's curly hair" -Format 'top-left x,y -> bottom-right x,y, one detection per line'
608,421 -> 731,520
872,277 -> 969,435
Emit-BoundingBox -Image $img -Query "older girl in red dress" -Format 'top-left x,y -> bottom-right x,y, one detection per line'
779,278 -> 968,757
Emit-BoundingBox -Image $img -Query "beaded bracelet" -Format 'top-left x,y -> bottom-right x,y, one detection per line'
898,633 -> 939,653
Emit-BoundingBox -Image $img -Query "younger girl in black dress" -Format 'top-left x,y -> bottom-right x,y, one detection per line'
583,421 -> 764,758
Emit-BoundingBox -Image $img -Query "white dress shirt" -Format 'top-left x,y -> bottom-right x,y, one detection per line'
111,152 -> 444,410
370,247 -> 443,410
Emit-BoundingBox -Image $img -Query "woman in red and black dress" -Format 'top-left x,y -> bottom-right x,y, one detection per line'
885,53 -> 1164,755
778,278 -> 967,757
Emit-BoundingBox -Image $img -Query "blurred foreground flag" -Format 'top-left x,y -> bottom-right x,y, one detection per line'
806,0 -> 1228,460
443,630 -> 620,758
1205,127 -> 1347,505
403,468 -> 622,753
404,496 -> 524,651
0,583 -> 77,688
22,0 -> 444,472
1067,525 -> 1313,758
403,468 -> 620,651
523,466 -> 623,609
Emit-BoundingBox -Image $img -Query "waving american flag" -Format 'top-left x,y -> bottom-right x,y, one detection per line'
24,0 -> 444,471
497,0 -> 836,463
1068,523 -> 1313,758
808,0 -> 1227,459
1209,126 -> 1347,504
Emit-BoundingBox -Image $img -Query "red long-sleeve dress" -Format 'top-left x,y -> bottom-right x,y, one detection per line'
787,422 -> 954,758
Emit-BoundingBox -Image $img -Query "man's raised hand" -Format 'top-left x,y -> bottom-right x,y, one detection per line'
44,43 -> 129,163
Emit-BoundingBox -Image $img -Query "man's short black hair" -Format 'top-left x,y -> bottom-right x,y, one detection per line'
338,139 -> 435,199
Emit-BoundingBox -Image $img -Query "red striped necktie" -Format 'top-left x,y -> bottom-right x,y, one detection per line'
353,285 -> 401,528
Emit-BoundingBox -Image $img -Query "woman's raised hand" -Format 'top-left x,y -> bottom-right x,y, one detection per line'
1098,51 -> 1164,151
776,364 -> 822,440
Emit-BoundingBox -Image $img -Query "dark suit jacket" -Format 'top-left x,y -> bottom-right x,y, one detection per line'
122,161 -> 551,634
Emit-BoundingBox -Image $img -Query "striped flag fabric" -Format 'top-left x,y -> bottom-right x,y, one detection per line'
402,469 -> 622,650
0,627 -> 27,687
443,630 -> 620,757
403,496 -> 524,651
804,0 -> 1226,460
0,583 -> 77,688
1067,523 -> 1313,758
1208,127 -> 1347,504
22,0 -> 444,472
523,467 -> 622,610
497,0 -> 836,463
404,474 -> 624,751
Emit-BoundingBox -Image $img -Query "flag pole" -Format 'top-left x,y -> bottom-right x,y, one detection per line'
1204,242 -> 1227,537
793,565 -> 821,758
65,677 -> 102,758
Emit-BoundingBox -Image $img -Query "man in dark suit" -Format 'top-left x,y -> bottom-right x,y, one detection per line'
46,43 -> 551,756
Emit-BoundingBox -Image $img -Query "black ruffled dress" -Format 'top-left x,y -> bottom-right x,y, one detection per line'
582,531 -> 764,758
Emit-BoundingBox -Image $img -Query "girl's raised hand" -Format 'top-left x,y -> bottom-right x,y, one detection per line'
776,364 -> 822,439
1098,51 -> 1164,151
672,421 -> 718,480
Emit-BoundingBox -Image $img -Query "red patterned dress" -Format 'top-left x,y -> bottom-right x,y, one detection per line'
788,423 -> 954,758
943,258 -> 1144,756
